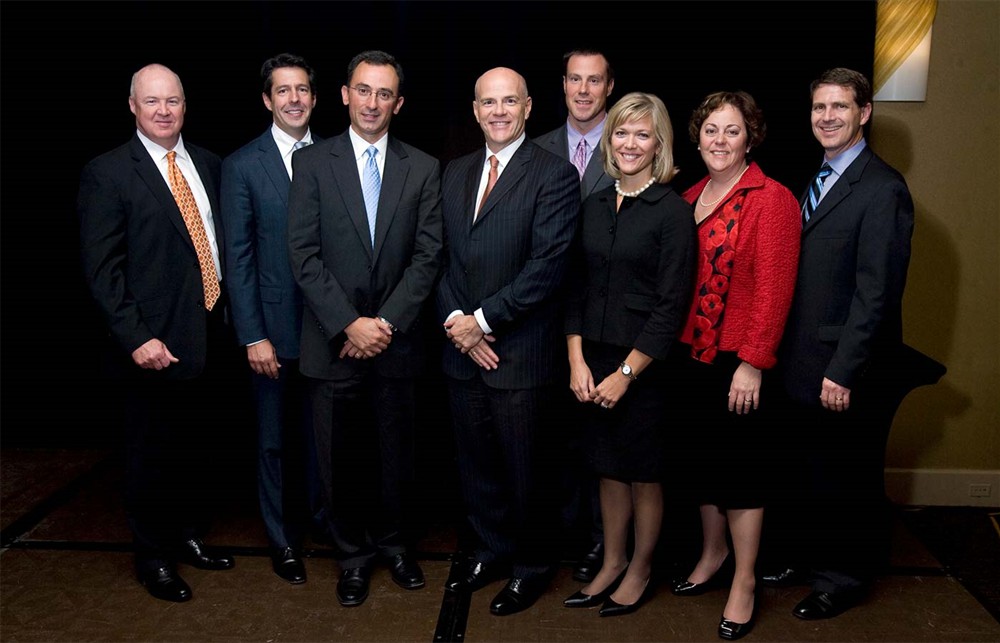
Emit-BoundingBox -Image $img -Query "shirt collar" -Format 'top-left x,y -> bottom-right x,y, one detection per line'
137,129 -> 187,161
271,123 -> 312,157
825,138 -> 867,177
348,127 -> 387,160
485,132 -> 526,168
567,113 -> 606,150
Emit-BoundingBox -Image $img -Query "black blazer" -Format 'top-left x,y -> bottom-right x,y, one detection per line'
779,146 -> 914,405
78,134 -> 223,380
287,130 -> 443,380
564,183 -> 696,360
534,124 -> 614,200
436,140 -> 580,389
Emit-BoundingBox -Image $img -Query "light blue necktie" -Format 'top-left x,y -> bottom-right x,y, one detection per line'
802,163 -> 832,225
362,145 -> 381,246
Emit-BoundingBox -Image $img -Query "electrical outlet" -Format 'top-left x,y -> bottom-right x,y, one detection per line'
969,483 -> 992,498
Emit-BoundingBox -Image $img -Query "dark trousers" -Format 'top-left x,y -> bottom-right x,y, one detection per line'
447,376 -> 557,580
253,358 -> 324,550
310,373 -> 415,569
765,392 -> 894,593
124,306 -> 238,573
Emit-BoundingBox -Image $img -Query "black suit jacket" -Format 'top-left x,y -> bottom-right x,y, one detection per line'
779,145 -> 914,405
78,134 -> 223,380
534,124 -> 614,200
564,183 -> 696,360
287,130 -> 443,380
436,140 -> 580,389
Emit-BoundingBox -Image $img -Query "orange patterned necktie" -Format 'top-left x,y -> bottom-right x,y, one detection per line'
166,151 -> 220,310
476,154 -> 499,220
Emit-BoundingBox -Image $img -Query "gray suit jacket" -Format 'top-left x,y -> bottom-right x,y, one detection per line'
288,130 -> 443,380
534,123 -> 614,200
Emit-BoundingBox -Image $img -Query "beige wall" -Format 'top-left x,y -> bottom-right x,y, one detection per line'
871,1 -> 999,494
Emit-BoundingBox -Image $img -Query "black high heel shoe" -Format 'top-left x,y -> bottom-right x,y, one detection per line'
718,591 -> 757,640
598,577 -> 652,617
563,567 -> 627,608
671,553 -> 733,597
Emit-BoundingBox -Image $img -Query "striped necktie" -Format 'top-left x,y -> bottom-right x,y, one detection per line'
362,145 -> 381,246
802,163 -> 832,225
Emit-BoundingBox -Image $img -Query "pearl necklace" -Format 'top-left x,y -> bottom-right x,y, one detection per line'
698,163 -> 750,208
615,177 -> 655,198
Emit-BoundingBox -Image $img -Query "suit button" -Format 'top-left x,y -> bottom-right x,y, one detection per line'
367,264 -> 373,272
601,257 -> 609,266
607,226 -> 615,234
599,288 -> 607,297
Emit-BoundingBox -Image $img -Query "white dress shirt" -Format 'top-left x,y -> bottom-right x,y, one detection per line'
272,123 -> 314,179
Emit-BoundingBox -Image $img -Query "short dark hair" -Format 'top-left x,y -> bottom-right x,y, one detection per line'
561,49 -> 614,84
347,50 -> 404,95
688,91 -> 766,149
261,53 -> 316,96
810,67 -> 873,108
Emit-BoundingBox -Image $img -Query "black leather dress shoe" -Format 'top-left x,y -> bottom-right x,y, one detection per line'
792,590 -> 861,620
671,554 -> 732,596
490,576 -> 547,616
718,593 -> 756,640
336,566 -> 371,607
563,567 -> 627,608
599,578 -> 652,617
445,559 -> 503,592
761,567 -> 806,588
178,538 -> 235,570
388,553 -> 425,589
271,547 -> 306,584
138,566 -> 192,602
573,541 -> 604,582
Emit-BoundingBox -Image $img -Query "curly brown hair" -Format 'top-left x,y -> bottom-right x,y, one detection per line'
688,91 -> 766,149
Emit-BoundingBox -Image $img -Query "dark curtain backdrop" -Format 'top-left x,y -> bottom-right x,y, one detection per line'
1,0 -> 875,446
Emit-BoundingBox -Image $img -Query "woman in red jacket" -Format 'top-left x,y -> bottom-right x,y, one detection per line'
669,91 -> 800,640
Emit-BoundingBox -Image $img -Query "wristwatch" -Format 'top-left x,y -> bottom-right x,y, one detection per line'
619,362 -> 637,381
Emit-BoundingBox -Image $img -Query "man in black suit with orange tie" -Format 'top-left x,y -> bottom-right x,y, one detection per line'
287,50 -> 443,608
78,63 -> 236,603
766,67 -> 915,620
437,66 -> 580,616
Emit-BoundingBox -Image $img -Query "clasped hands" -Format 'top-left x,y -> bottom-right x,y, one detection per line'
569,361 -> 629,410
444,314 -> 498,370
340,317 -> 393,360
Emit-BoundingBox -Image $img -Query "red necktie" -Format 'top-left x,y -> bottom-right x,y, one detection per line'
476,154 -> 499,219
166,151 -> 220,310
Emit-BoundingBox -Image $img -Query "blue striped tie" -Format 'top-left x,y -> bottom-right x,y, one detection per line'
362,145 -> 381,246
802,163 -> 832,225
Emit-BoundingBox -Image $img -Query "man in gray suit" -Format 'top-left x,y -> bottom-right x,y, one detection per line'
437,67 -> 580,616
288,50 -> 443,608
533,48 -> 615,583
221,53 -> 325,586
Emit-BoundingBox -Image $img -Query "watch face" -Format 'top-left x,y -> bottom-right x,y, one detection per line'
621,364 -> 632,376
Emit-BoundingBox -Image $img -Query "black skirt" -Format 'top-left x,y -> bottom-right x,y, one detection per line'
580,340 -> 669,483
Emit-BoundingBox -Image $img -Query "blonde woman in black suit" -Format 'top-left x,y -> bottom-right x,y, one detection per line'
563,92 -> 696,617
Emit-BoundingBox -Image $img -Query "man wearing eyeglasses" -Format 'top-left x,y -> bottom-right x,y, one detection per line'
288,50 -> 443,609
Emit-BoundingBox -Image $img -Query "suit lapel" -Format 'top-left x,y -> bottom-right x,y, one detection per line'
329,132 -> 373,258
129,136 -> 195,252
474,143 -> 531,224
803,147 -> 873,233
463,152 -> 484,227
581,146 -> 604,196
188,145 -> 223,248
256,130 -> 290,204
372,137 -> 407,260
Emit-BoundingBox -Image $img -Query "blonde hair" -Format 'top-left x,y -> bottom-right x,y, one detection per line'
601,92 -> 677,183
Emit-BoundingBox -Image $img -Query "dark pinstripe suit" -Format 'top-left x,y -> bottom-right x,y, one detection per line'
436,139 -> 580,578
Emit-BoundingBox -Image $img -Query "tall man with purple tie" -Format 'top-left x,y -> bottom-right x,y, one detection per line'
533,49 -> 616,583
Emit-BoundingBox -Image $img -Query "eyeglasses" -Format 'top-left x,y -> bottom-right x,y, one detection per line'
349,85 -> 397,102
